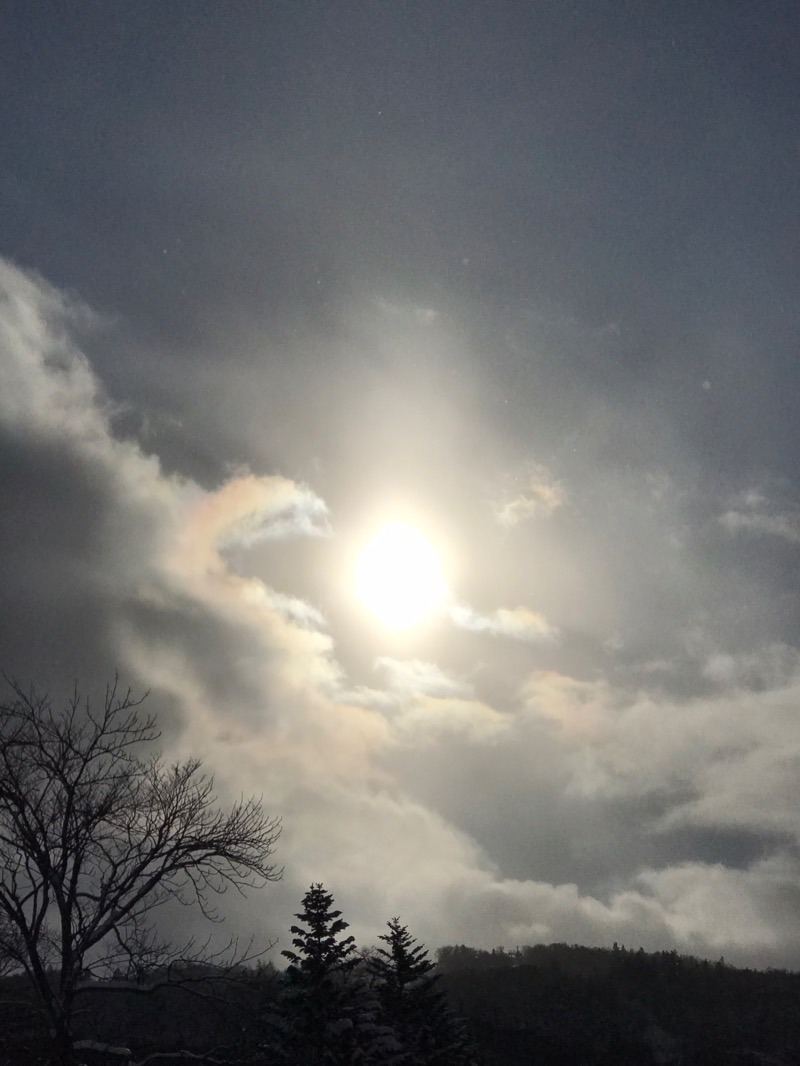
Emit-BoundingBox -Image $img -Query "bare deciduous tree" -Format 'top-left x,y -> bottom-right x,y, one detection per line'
0,677 -> 281,1065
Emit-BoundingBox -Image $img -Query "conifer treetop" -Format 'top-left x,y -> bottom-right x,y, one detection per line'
281,883 -> 358,978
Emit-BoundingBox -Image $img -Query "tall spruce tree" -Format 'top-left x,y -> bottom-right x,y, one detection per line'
370,919 -> 480,1065
275,885 -> 399,1065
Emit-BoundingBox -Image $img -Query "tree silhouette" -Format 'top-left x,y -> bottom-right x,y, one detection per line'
281,883 -> 359,986
0,677 -> 282,1065
276,884 -> 399,1064
371,919 -> 480,1065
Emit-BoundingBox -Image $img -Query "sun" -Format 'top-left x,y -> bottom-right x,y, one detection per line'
355,522 -> 446,628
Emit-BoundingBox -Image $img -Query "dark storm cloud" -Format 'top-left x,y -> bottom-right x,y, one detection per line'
2,3 -> 800,967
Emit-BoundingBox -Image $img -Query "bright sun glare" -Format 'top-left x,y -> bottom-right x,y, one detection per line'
355,522 -> 446,628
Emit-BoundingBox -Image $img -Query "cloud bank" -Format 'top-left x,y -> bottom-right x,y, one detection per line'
2,256 -> 800,970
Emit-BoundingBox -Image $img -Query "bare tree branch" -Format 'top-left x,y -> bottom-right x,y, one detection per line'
0,677 -> 281,1065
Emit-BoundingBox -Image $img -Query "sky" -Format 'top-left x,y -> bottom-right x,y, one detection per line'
2,0 -> 800,969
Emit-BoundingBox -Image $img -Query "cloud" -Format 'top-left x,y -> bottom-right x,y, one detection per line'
190,472 -> 331,554
263,591 -> 327,630
367,659 -> 506,743
340,660 -> 508,744
5,255 -> 800,970
375,657 -> 472,699
720,488 -> 800,544
702,644 -> 800,691
492,463 -> 566,527
449,603 -> 559,643
522,671 -> 618,745
0,255 -> 339,728
721,509 -> 800,543
393,695 -> 509,744
0,259 -> 104,441
522,659 -> 800,851
634,855 -> 800,960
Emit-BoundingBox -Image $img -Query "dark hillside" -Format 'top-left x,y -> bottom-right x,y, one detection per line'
4,943 -> 800,1064
438,944 -> 800,1065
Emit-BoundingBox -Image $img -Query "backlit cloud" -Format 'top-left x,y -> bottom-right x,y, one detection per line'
449,603 -> 559,643
193,473 -> 331,553
4,254 -> 800,970
375,657 -> 472,699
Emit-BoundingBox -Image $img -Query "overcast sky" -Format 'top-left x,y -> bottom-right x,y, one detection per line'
2,1 -> 800,969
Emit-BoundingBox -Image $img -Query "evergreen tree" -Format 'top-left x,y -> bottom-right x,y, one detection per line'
282,883 -> 359,988
370,919 -> 481,1065
274,885 -> 400,1065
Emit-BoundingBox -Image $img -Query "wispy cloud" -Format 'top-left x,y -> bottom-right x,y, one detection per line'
720,509 -> 800,543
375,657 -> 473,699
720,489 -> 800,544
263,591 -> 327,630
492,463 -> 566,528
449,603 -> 559,642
